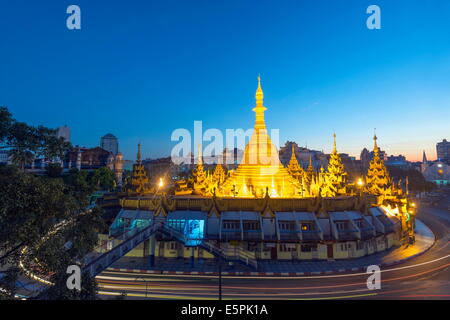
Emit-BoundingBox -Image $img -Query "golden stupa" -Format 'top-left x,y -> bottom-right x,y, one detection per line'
219,76 -> 300,198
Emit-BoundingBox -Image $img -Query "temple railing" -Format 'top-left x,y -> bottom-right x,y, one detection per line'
159,223 -> 257,269
82,222 -> 162,277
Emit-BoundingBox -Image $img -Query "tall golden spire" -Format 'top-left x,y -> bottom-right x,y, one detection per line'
253,75 -> 267,130
219,76 -> 300,198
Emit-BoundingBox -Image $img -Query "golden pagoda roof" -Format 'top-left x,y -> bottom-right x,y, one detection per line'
220,76 -> 300,198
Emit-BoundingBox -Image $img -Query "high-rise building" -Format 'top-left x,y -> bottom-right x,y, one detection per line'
0,150 -> 11,165
100,133 -> 119,155
436,139 -> 450,164
57,125 -> 71,142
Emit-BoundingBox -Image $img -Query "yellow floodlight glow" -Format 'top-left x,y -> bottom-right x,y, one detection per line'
381,205 -> 399,217
158,178 -> 164,188
357,178 -> 364,187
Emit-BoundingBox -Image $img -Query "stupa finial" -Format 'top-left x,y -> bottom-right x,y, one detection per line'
137,143 -> 141,163
255,74 -> 264,106
373,130 -> 379,156
333,133 -> 337,154
197,144 -> 203,165
252,75 -> 267,130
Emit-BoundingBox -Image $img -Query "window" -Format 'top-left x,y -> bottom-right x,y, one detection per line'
280,244 -> 296,252
223,220 -> 240,230
169,242 -> 178,250
300,223 -> 315,231
356,241 -> 364,250
355,220 -> 363,228
340,243 -> 347,251
301,244 -> 317,252
243,221 -> 260,231
336,221 -> 349,230
167,219 -> 186,232
279,221 -> 296,231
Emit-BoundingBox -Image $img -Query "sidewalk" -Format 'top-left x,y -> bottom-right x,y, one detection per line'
107,218 -> 435,276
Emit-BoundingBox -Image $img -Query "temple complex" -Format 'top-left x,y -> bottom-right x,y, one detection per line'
109,77 -> 416,263
183,78 -> 361,200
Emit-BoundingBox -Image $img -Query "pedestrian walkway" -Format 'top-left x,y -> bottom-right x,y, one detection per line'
108,218 -> 435,276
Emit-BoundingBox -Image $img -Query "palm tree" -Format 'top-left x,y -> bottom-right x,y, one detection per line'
10,148 -> 34,170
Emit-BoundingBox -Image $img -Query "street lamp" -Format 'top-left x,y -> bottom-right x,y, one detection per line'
357,178 -> 364,187
134,276 -> 149,298
356,178 -> 364,196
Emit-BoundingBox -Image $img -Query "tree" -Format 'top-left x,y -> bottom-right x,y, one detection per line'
44,265 -> 99,300
0,166 -> 79,267
63,168 -> 94,205
0,108 -> 108,300
0,267 -> 20,299
88,167 -> 116,191
46,163 -> 63,177
0,107 -> 72,169
0,107 -> 13,142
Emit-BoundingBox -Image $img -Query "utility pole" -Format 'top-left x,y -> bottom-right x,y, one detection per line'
218,254 -> 222,300
135,276 -> 148,298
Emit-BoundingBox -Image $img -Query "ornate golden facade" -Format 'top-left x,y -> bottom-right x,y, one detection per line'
172,77 -> 415,241
130,143 -> 150,194
218,76 -> 300,198
365,135 -> 393,198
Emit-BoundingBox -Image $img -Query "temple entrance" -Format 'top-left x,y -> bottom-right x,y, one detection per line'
327,244 -> 334,259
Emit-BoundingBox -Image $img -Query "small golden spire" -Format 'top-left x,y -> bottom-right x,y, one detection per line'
197,144 -> 203,165
137,143 -> 141,163
333,133 -> 337,154
373,134 -> 379,156
308,154 -> 314,170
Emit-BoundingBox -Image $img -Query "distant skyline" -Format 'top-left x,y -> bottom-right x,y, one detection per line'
1,0 -> 449,161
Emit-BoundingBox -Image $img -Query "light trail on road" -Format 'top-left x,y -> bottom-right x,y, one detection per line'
95,199 -> 450,300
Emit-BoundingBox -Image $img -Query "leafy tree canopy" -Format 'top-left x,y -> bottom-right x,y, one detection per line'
0,106 -> 72,169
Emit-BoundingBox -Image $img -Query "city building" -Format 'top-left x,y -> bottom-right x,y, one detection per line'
436,139 -> 450,164
100,133 -> 119,155
107,77 -> 415,263
279,141 -> 327,170
421,158 -> 450,186
386,154 -> 410,169
0,150 -> 11,165
66,146 -> 123,184
56,125 -> 71,142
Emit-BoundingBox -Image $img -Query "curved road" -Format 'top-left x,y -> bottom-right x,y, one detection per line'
96,191 -> 449,300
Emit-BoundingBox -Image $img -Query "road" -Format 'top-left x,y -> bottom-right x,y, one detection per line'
96,189 -> 450,300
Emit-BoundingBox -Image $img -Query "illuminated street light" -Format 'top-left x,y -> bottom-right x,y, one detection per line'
159,177 -> 164,188
357,178 -> 364,187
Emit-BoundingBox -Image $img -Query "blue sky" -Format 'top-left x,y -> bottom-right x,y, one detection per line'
1,0 -> 449,161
